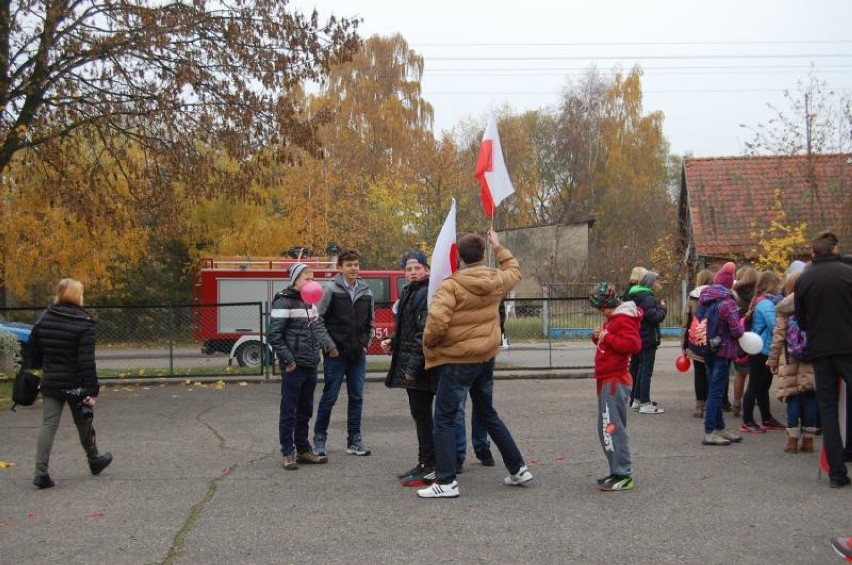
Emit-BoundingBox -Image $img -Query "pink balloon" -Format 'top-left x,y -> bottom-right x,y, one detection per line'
300,281 -> 323,304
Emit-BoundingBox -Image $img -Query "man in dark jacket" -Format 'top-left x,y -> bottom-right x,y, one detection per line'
794,231 -> 852,488
381,250 -> 436,486
269,263 -> 327,470
312,249 -> 375,457
626,271 -> 667,414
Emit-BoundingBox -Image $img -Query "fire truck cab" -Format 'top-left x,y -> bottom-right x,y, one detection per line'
193,256 -> 405,367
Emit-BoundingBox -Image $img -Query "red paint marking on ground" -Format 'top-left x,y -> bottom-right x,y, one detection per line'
85,512 -> 104,519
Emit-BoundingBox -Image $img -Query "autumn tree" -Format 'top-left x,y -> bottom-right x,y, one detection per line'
290,34 -> 436,266
0,0 -> 360,173
0,1 -> 361,304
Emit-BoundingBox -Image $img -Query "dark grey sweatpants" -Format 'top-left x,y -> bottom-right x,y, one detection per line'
597,382 -> 632,477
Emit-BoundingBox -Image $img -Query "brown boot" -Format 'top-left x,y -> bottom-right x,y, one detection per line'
784,428 -> 800,454
801,428 -> 817,453
694,400 -> 705,418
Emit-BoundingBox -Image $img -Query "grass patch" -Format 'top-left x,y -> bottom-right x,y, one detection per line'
0,377 -> 11,410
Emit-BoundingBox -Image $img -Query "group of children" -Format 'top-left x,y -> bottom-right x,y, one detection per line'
681,261 -> 818,452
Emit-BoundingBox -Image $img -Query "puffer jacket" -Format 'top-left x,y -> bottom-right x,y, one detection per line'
627,285 -> 667,350
424,245 -> 521,370
29,303 -> 99,398
314,274 -> 375,359
749,293 -> 781,356
268,287 -> 321,368
591,301 -> 642,395
384,278 -> 436,391
769,293 -> 815,400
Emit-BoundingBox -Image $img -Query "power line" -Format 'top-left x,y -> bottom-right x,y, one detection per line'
426,54 -> 852,61
422,88 -> 852,95
412,40 -> 852,47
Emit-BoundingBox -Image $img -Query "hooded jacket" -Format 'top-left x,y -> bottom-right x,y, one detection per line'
591,301 -> 642,395
29,303 -> 99,398
768,293 -> 814,399
384,277 -> 436,391
627,284 -> 667,349
697,284 -> 743,360
423,245 -> 521,369
268,287 -> 321,368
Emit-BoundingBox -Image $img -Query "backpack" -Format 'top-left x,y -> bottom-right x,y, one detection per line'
11,369 -> 40,411
693,300 -> 723,355
786,314 -> 809,361
687,314 -> 707,356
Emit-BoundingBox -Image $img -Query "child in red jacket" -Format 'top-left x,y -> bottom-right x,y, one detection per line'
589,283 -> 643,491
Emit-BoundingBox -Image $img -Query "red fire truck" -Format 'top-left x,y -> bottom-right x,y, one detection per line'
193,256 -> 405,367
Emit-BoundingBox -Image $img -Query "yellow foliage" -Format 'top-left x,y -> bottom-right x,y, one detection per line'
752,192 -> 809,270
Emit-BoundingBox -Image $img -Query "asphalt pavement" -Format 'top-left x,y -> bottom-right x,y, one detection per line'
1,345 -> 849,564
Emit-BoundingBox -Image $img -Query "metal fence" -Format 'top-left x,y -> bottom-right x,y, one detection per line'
1,284 -> 685,378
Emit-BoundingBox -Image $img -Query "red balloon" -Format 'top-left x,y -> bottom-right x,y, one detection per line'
300,281 -> 323,304
675,354 -> 691,373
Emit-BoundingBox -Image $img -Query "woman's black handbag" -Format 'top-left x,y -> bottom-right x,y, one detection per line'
11,370 -> 40,411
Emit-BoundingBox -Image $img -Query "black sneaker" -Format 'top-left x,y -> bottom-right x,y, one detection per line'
89,453 -> 113,476
33,473 -> 55,489
598,475 -> 635,492
829,475 -> 851,489
596,474 -> 614,485
475,447 -> 496,467
400,464 -> 436,487
398,463 -> 422,480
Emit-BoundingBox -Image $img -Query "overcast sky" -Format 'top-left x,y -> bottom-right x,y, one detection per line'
291,0 -> 851,157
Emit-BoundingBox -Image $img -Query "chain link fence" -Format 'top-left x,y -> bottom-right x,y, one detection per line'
1,283 -> 686,377
1,303 -> 266,380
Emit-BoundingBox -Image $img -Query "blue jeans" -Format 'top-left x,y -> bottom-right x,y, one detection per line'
455,396 -> 491,462
314,353 -> 366,444
279,365 -> 318,455
786,391 -> 818,429
433,359 -> 525,484
704,353 -> 730,434
629,348 -> 657,404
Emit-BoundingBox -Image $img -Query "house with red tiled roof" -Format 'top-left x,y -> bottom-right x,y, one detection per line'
678,154 -> 852,273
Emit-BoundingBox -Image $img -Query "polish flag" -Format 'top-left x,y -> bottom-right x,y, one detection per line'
475,114 -> 515,217
427,199 -> 458,305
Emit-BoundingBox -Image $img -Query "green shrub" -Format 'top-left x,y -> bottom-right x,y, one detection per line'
0,330 -> 21,376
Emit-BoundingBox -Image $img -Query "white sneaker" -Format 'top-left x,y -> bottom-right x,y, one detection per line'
504,465 -> 535,486
417,480 -> 459,498
639,403 -> 664,414
631,400 -> 641,410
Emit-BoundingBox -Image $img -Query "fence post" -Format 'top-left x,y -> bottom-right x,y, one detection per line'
169,306 -> 175,377
541,283 -> 550,339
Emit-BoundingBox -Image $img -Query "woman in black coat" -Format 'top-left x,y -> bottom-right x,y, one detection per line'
29,279 -> 112,489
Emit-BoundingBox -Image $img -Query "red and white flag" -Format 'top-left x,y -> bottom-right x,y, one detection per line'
428,199 -> 458,304
475,114 -> 515,217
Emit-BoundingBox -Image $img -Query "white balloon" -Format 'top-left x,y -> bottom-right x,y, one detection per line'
739,331 -> 764,355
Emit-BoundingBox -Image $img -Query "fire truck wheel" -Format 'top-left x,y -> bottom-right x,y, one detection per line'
235,341 -> 263,367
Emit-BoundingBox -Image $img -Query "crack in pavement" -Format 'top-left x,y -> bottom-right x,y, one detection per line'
160,405 -> 236,565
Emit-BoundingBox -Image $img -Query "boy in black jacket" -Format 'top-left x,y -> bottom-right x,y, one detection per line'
269,263 -> 327,470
